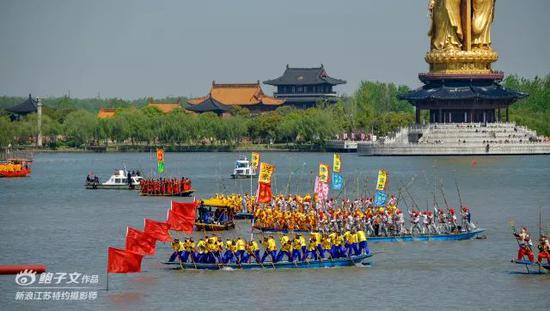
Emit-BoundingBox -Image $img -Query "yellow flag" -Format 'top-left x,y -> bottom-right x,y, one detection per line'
319,163 -> 330,183
251,152 -> 260,170
258,162 -> 275,184
376,169 -> 387,191
333,153 -> 341,173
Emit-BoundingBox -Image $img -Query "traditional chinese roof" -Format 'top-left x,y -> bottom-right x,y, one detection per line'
97,107 -> 117,119
187,81 -> 284,112
147,98 -> 182,113
6,94 -> 38,114
264,65 -> 346,86
400,79 -> 527,102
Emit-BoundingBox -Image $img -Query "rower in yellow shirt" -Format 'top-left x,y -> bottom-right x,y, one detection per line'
357,229 -> 369,255
235,237 -> 247,263
261,236 -> 278,263
320,235 -> 333,259
169,238 -> 185,262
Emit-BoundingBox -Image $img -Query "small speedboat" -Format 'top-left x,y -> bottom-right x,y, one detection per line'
85,169 -> 143,190
163,253 -> 373,270
231,157 -> 256,179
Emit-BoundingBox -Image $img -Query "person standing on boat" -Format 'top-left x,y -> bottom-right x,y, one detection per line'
537,235 -> 550,264
356,229 -> 369,255
514,227 -> 535,262
409,210 -> 422,235
448,209 -> 458,232
304,236 -> 319,260
461,207 -> 475,231
427,211 -> 439,234
291,237 -> 303,262
195,238 -> 207,263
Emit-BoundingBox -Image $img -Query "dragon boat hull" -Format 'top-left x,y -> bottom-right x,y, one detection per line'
163,253 -> 373,270
0,168 -> 31,178
140,190 -> 195,197
235,212 -> 254,220
512,260 -> 550,274
195,222 -> 235,231
253,228 -> 485,242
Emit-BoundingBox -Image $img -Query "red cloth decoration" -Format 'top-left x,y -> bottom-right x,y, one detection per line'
107,247 -> 143,273
143,219 -> 171,242
126,227 -> 156,256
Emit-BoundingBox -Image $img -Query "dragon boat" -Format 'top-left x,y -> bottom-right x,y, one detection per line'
163,253 -> 373,270
0,160 -> 31,178
511,259 -> 550,274
253,228 -> 486,242
140,190 -> 194,197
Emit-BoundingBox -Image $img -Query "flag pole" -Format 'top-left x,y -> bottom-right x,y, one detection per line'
106,267 -> 109,291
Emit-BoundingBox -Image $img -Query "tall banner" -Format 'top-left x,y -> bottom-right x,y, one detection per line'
319,163 -> 330,183
314,176 -> 329,203
251,152 -> 260,171
256,182 -> 272,203
156,148 -> 165,174
333,154 -> 341,173
376,169 -> 387,191
331,173 -> 343,190
258,162 -> 274,184
374,190 -> 388,207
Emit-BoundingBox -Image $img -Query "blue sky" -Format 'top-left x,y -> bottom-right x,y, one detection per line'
1,0 -> 548,99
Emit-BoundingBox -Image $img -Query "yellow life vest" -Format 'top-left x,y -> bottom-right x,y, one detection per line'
236,239 -> 246,251
321,238 -> 332,250
357,230 -> 367,242
267,238 -> 277,251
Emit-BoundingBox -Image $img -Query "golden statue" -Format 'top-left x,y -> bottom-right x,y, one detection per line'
472,0 -> 495,49
426,0 -> 498,74
429,0 -> 463,51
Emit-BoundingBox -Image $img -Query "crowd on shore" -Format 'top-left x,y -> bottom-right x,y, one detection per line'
169,230 -> 369,265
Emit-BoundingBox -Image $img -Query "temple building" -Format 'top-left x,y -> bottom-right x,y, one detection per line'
400,73 -> 527,123
264,65 -> 346,108
6,94 -> 39,120
146,98 -> 183,113
187,81 -> 284,115
97,107 -> 117,119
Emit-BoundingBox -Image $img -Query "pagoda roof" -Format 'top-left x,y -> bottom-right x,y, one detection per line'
264,65 -> 346,86
6,94 -> 38,114
400,79 -> 527,102
187,81 -> 284,111
97,107 -> 117,119
147,98 -> 182,113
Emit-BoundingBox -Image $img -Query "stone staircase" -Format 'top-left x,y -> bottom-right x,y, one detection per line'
358,122 -> 550,155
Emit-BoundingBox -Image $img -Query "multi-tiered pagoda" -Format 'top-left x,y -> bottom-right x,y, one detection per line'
264,65 -> 346,109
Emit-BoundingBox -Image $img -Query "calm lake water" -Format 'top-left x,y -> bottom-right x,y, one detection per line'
1,152 -> 550,310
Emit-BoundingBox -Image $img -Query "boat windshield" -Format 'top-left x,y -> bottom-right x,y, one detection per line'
236,162 -> 248,168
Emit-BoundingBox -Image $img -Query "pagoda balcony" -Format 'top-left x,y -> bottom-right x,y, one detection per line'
273,92 -> 337,97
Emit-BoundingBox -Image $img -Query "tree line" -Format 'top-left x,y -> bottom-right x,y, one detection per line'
1,76 -> 548,149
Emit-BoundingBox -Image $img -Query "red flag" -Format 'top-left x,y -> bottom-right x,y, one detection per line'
166,209 -> 194,234
144,219 -> 171,242
171,201 -> 197,220
126,227 -> 156,256
256,182 -> 272,203
107,247 -> 143,273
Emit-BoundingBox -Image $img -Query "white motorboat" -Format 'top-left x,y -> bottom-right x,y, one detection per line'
230,157 -> 256,179
85,169 -> 143,190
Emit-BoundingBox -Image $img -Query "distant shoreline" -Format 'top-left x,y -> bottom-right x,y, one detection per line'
4,143 -> 328,154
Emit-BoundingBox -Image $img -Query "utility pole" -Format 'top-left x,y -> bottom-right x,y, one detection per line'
37,97 -> 43,147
